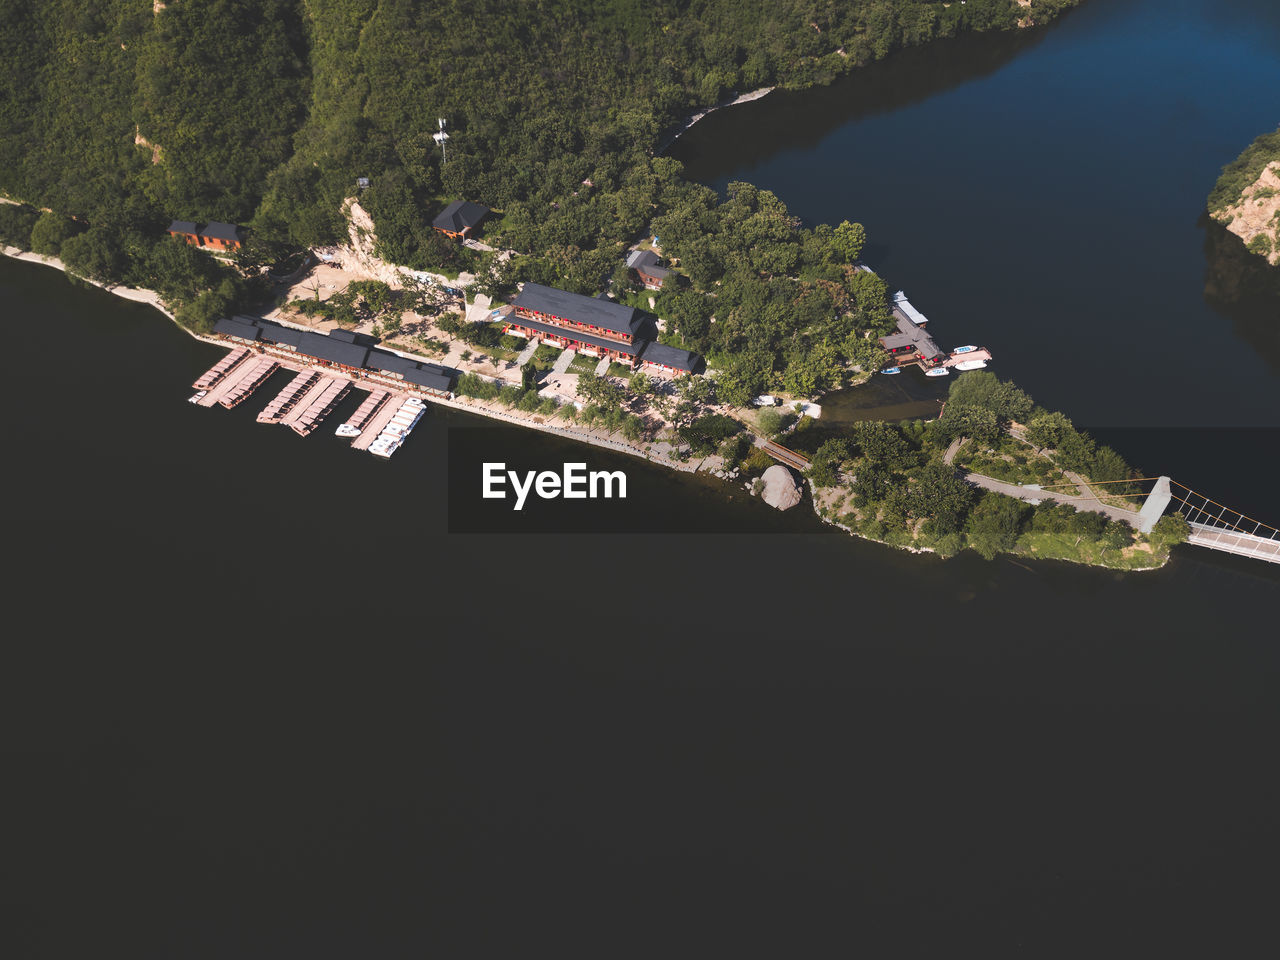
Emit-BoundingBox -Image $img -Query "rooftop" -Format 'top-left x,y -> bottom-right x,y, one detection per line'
508,314 -> 639,356
432,200 -> 490,233
213,316 -> 261,341
511,283 -> 642,337
200,221 -> 244,242
637,341 -> 700,373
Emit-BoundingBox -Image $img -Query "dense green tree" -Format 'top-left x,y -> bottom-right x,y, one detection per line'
832,220 -> 867,262
29,211 -> 82,256
966,492 -> 1028,559
906,462 -> 975,535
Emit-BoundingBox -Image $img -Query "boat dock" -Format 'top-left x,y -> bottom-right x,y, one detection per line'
337,389 -> 391,437
194,353 -> 279,408
881,289 -> 993,376
351,394 -> 417,452
192,347 -> 249,390
190,341 -> 434,457
285,378 -> 350,436
351,395 -> 425,457
257,369 -> 320,423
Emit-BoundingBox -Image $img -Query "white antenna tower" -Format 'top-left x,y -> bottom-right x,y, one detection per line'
433,117 -> 450,164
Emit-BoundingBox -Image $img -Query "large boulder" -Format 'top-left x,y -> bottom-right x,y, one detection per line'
760,464 -> 802,511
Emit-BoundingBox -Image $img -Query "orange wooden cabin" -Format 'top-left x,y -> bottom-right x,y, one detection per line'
167,220 -> 245,251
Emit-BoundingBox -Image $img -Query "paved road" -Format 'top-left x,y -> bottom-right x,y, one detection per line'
966,473 -> 1140,525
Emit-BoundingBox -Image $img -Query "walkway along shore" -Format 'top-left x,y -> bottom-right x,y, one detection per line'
2,243 -> 712,473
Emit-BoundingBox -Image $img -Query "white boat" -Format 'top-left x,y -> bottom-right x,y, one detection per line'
188,390 -> 207,403
881,367 -> 900,375
952,345 -> 977,354
954,359 -> 988,371
335,423 -> 361,438
925,366 -> 951,377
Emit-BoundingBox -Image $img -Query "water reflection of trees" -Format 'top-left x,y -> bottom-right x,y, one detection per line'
668,24 -> 1061,175
1201,216 -> 1280,371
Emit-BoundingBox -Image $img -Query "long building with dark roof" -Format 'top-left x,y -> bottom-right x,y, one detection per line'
503,282 -> 700,375
210,317 -> 456,396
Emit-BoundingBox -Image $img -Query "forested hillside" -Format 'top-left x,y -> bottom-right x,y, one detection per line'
0,0 -> 1078,328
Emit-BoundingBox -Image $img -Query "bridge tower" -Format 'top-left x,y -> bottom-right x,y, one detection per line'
1137,476 -> 1172,534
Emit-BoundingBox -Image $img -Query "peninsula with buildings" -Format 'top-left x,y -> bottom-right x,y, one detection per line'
4,0 -> 1276,567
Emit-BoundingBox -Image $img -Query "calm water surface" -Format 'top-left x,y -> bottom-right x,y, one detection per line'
671,0 -> 1280,435
6,2 -> 1280,951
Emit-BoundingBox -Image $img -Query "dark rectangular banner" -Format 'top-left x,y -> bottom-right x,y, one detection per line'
447,426 -> 808,535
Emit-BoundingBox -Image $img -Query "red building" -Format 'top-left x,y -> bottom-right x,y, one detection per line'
167,220 -> 245,251
504,283 -> 701,375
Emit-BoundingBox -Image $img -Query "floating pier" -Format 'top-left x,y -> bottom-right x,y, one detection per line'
218,357 -> 279,408
257,369 -> 320,423
336,389 -> 390,438
353,395 -> 425,457
192,347 -> 249,390
287,378 -> 350,436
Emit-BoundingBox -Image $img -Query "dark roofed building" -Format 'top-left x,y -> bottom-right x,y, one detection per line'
626,249 -> 671,290
432,200 -> 490,240
296,331 -> 369,369
505,314 -> 641,360
201,221 -> 243,244
880,313 -> 943,362
365,348 -> 417,377
254,319 -> 305,350
402,366 -> 453,395
167,219 -> 245,251
213,316 -> 262,342
637,340 -> 701,374
510,283 -> 642,339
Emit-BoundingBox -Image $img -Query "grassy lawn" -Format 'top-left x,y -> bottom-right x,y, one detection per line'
568,353 -> 600,375
534,344 -> 562,363
606,361 -> 633,379
1017,531 -> 1166,569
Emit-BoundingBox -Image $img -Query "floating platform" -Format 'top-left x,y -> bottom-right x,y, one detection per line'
258,369 -> 320,423
287,378 -> 350,436
336,389 -> 390,438
218,357 -> 279,408
359,397 -> 426,458
192,347 -> 249,391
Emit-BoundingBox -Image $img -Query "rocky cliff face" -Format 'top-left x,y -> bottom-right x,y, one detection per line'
1211,160 -> 1280,267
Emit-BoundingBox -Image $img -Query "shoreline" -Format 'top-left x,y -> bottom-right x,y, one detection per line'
658,86 -> 774,153
0,244 -> 1172,571
2,245 -> 176,321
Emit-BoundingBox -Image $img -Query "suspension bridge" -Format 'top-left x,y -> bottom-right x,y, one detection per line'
1025,476 -> 1280,565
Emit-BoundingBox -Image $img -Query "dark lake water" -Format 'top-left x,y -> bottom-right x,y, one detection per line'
670,0 -> 1280,474
5,2 -> 1280,953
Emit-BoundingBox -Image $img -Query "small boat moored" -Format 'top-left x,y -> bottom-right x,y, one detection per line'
881,367 -> 900,375
188,390 -> 207,403
954,359 -> 988,371
335,423 -> 361,438
925,366 -> 951,377
952,345 -> 977,354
